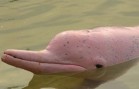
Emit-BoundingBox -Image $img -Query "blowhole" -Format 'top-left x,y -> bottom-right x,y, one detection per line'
95,64 -> 103,68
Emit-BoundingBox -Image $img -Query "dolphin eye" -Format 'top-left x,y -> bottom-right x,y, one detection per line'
95,64 -> 103,68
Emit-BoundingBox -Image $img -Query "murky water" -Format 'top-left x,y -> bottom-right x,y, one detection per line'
0,0 -> 139,89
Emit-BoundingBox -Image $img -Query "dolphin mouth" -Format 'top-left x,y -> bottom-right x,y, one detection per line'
1,50 -> 86,74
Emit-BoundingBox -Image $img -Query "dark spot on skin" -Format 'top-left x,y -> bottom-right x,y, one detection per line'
80,56 -> 84,59
88,46 -> 91,48
77,45 -> 79,47
64,44 -> 66,47
95,64 -> 103,68
65,53 -> 68,55
86,30 -> 90,33
67,41 -> 69,44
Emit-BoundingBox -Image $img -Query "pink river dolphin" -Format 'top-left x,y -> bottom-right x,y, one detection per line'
1,27 -> 139,74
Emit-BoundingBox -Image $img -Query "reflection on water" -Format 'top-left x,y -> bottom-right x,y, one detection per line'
23,58 -> 139,89
0,0 -> 139,89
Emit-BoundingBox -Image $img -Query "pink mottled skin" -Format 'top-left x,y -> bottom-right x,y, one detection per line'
1,27 -> 139,74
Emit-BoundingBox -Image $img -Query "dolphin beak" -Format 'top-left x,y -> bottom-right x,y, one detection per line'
1,49 -> 86,74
